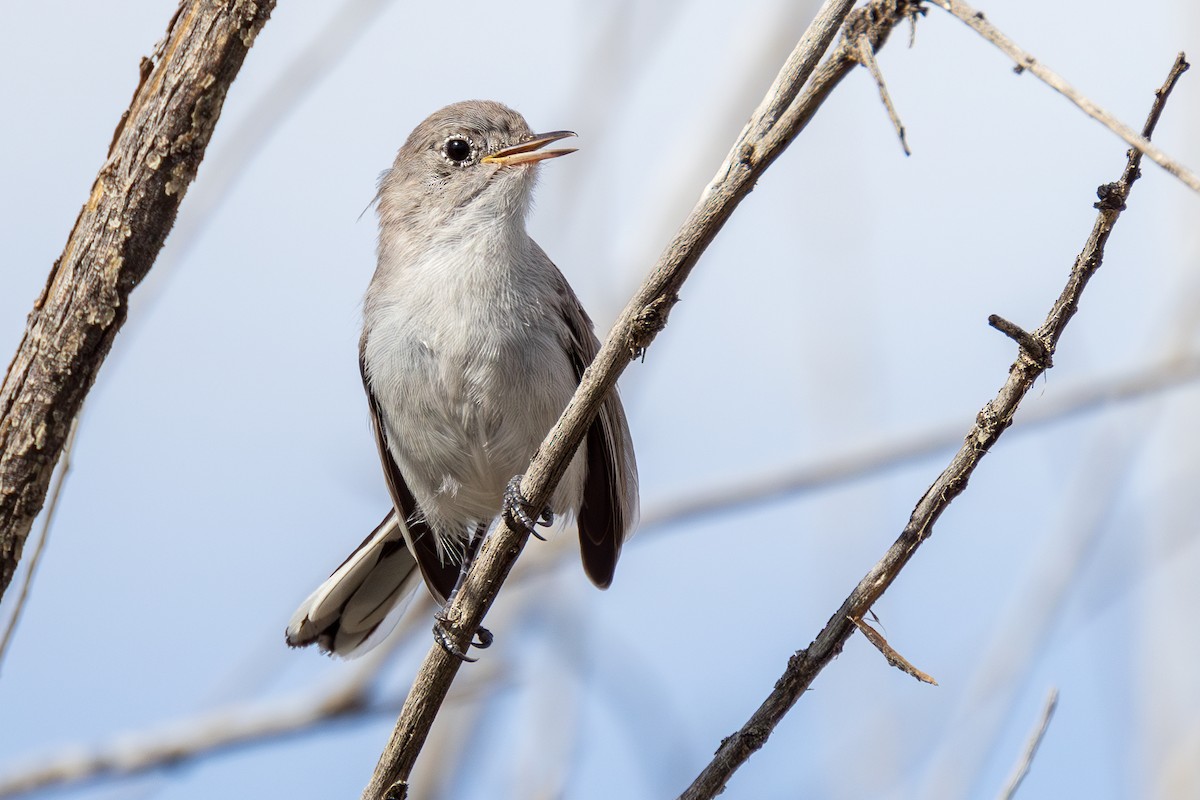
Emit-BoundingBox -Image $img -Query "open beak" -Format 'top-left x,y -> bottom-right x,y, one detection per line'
481,130 -> 577,167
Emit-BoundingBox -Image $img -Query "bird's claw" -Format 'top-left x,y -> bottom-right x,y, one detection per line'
473,627 -> 494,649
503,475 -> 553,540
433,615 -> 492,663
433,621 -> 476,662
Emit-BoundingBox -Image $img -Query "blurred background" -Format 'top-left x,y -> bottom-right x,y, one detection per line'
1,1 -> 1199,798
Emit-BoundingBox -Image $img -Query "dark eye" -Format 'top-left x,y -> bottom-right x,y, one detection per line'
444,137 -> 472,164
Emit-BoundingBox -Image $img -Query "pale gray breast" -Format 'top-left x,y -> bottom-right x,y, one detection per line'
363,239 -> 582,525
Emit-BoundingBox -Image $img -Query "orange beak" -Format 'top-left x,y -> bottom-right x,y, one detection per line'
481,130 -> 577,166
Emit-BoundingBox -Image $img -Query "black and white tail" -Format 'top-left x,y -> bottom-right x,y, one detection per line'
285,512 -> 421,657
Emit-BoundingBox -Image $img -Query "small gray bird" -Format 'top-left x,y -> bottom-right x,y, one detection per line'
286,101 -> 639,658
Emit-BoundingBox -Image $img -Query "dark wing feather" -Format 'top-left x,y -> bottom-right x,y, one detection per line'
360,349 -> 460,604
558,288 -> 640,588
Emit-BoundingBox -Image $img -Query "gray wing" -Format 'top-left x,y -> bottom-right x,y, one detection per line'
283,347 -> 462,657
360,348 -> 461,605
557,283 -> 640,588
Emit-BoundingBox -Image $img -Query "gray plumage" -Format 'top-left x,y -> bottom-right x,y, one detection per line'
287,101 -> 639,657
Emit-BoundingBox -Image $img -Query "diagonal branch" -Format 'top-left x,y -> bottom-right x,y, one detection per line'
854,33 -> 912,154
998,687 -> 1059,800
0,0 -> 276,601
359,1 -> 925,798
933,0 -> 1200,194
676,52 -> 1190,800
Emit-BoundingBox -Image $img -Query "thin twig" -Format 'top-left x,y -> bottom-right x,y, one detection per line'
676,51 -> 1190,800
0,417 -> 76,670
933,0 -> 1198,194
988,314 -> 1051,368
997,688 -> 1059,800
937,226 -> 1200,796
358,2 -> 928,798
855,34 -> 911,154
850,615 -> 937,684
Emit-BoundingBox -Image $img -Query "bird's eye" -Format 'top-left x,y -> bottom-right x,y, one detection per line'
443,137 -> 473,164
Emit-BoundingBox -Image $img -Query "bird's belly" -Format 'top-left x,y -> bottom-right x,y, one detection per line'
368,317 -> 579,530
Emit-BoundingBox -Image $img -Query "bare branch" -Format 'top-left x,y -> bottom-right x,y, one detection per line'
0,1 -> 276,601
851,615 -> 938,685
855,34 -> 912,154
998,688 -> 1059,800
676,51 -> 1190,800
988,315 -> 1052,368
933,0 -> 1198,193
358,1 -> 932,797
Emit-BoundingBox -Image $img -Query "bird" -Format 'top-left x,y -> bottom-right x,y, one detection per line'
286,100 -> 639,659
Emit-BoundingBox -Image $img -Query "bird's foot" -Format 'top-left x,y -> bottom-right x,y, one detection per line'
503,475 -> 554,540
473,626 -> 494,648
433,612 -> 492,663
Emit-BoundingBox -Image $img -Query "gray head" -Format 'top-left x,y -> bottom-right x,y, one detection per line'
377,100 -> 575,233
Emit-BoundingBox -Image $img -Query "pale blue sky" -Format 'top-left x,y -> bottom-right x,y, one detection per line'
2,1 -> 1199,798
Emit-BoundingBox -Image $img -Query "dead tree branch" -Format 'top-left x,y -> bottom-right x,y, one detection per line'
676,52 -> 1190,800
0,0 -> 276,601
933,0 -> 1199,193
854,34 -> 912,154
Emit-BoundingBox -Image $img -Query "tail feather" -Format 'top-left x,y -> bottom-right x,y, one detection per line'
286,511 -> 421,657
